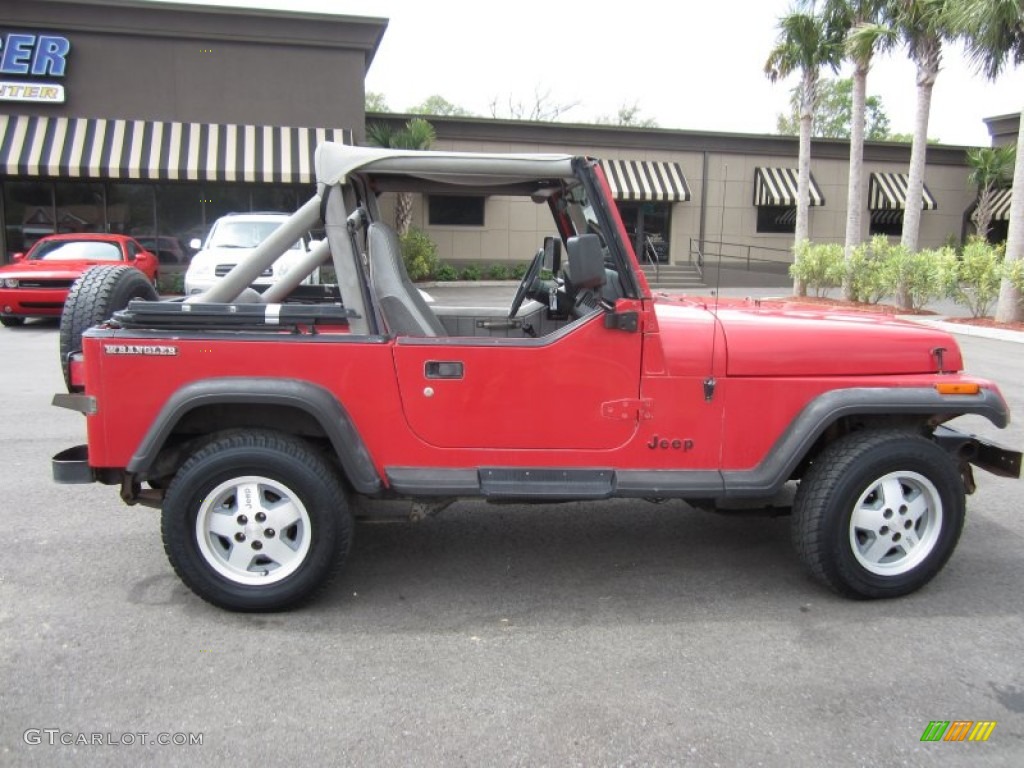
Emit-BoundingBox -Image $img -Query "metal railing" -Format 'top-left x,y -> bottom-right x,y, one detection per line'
690,243 -> 704,280
689,238 -> 792,272
640,235 -> 660,283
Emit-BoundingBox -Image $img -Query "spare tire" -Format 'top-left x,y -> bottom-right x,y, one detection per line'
60,265 -> 159,391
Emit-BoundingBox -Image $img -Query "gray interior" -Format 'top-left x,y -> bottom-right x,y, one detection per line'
432,301 -> 565,338
367,221 -> 447,337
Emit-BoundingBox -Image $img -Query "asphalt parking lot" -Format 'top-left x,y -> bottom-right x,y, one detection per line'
1,310 -> 1022,767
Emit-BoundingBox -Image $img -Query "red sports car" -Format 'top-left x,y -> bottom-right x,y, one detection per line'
0,234 -> 159,326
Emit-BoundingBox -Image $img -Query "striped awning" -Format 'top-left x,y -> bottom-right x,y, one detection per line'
869,172 -> 938,211
0,115 -> 352,184
989,187 -> 1012,222
870,209 -> 904,225
600,159 -> 691,202
754,167 -> 825,207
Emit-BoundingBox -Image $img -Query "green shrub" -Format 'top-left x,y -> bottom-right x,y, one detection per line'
789,241 -> 843,297
847,236 -> 895,304
949,237 -> 1004,318
942,233 -> 963,256
486,263 -> 512,280
318,265 -> 338,285
1007,258 -> 1024,292
883,243 -> 955,311
156,272 -> 185,296
1008,258 -> 1024,314
511,262 -> 530,280
398,228 -> 439,282
435,263 -> 459,281
460,264 -> 482,281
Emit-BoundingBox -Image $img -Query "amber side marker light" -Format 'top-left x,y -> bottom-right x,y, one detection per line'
935,382 -> 981,395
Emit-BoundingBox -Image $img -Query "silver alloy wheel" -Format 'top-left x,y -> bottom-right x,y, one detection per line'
196,475 -> 312,585
849,470 -> 943,576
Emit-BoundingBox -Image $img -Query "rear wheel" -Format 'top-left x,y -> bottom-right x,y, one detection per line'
792,430 -> 965,599
59,265 -> 158,390
161,430 -> 352,612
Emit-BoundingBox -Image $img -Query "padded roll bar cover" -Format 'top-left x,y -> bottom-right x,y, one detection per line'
566,234 -> 607,290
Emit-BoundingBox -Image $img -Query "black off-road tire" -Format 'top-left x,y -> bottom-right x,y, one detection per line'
1,316 -> 25,327
59,265 -> 158,390
161,430 -> 353,612
792,429 -> 965,599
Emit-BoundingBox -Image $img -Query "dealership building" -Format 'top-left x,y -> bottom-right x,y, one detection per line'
0,0 -> 382,265
0,0 -> 1014,284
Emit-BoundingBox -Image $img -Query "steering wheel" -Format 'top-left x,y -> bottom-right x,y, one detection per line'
508,249 -> 544,319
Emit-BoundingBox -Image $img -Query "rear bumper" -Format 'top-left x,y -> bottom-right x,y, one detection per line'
52,445 -> 95,483
52,444 -> 123,484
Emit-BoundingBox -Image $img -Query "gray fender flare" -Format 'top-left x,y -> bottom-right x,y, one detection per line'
721,385 -> 1010,497
126,377 -> 381,494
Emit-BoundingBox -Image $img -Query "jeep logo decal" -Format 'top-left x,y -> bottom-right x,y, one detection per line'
647,435 -> 694,451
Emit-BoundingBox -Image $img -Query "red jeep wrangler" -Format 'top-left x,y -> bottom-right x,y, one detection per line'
52,145 -> 1021,611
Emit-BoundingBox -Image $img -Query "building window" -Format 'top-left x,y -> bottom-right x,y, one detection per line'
987,219 -> 1009,244
869,210 -> 903,237
428,195 -> 485,226
617,201 -> 672,263
54,183 -> 107,234
756,206 -> 797,234
4,181 -> 55,258
107,183 -> 157,238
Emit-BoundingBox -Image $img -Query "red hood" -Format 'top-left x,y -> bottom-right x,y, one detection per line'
654,296 -> 962,376
0,260 -> 111,280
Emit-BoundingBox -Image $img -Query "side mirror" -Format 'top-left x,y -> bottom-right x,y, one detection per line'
12,252 -> 25,263
566,234 -> 606,290
189,238 -> 202,250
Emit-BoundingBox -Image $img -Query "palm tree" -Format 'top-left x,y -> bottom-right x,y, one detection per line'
951,0 -> 1024,323
818,1 -> 897,300
892,0 -> 958,256
966,145 -> 1016,239
765,3 -> 844,295
365,118 -> 437,235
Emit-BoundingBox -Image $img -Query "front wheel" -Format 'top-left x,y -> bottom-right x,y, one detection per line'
1,316 -> 25,327
792,430 -> 965,599
161,431 -> 353,612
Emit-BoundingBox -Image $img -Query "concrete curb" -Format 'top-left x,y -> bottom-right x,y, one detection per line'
899,316 -> 1024,344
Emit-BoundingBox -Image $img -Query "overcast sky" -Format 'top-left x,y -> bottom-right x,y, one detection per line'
147,0 -> 1023,147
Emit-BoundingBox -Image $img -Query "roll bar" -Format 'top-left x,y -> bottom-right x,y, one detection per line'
185,195 -> 323,305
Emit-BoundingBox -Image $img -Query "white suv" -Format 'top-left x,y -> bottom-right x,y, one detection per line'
184,212 -> 319,296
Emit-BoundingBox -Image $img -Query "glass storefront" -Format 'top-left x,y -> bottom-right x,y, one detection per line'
2,180 -> 310,263
616,201 -> 671,264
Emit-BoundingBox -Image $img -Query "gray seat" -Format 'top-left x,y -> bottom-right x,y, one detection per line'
367,222 -> 446,337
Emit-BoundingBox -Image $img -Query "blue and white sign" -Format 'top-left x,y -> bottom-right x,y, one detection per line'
0,32 -> 70,104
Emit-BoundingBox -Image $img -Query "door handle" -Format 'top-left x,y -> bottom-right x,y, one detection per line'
425,361 -> 464,379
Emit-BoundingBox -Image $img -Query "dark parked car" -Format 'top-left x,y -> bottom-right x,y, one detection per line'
134,235 -> 193,270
